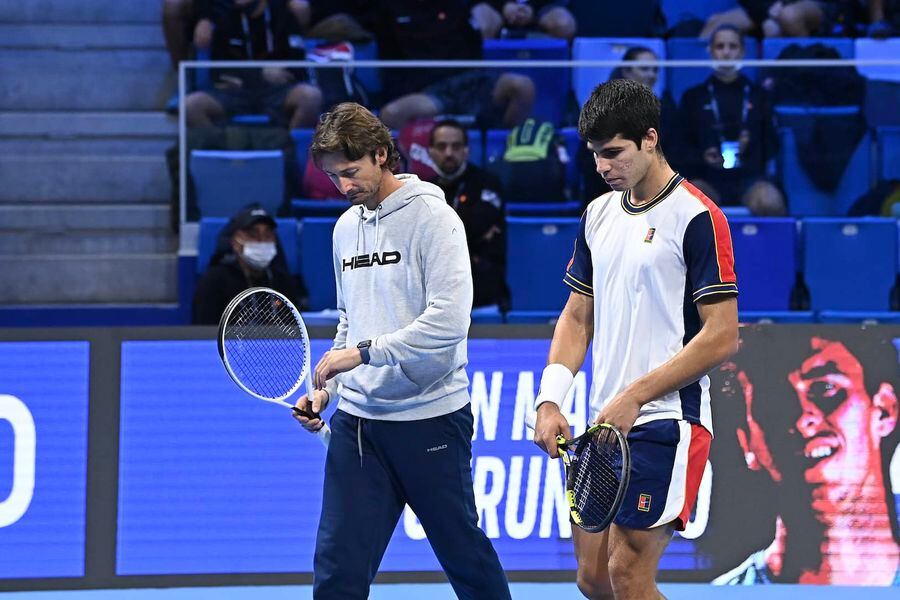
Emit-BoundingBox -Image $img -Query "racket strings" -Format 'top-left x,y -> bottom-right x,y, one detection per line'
570,428 -> 624,528
223,293 -> 308,399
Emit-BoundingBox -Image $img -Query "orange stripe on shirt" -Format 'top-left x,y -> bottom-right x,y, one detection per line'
681,180 -> 737,284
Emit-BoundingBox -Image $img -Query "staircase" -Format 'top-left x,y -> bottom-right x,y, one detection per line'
0,0 -> 178,305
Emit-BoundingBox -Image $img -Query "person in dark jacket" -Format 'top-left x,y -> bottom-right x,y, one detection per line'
676,25 -> 785,215
427,119 -> 509,310
192,204 -> 304,324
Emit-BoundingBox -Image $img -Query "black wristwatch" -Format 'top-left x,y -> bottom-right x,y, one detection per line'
357,339 -> 372,365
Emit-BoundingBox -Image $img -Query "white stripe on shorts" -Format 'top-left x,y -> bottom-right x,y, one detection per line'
650,420 -> 691,528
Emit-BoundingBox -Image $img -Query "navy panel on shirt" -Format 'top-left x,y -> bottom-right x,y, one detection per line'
564,211 -> 593,296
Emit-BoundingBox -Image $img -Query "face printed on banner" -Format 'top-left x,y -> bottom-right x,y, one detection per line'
737,337 -> 899,509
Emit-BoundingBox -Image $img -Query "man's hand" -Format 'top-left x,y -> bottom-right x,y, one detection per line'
193,18 -> 214,49
594,391 -> 642,437
503,2 -> 534,26
292,389 -> 330,432
533,402 -> 571,459
262,66 -> 294,85
314,347 -> 363,388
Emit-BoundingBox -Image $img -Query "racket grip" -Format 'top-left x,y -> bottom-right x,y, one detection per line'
291,406 -> 320,420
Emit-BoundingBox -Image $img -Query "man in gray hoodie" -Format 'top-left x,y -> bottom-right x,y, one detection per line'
292,102 -> 511,600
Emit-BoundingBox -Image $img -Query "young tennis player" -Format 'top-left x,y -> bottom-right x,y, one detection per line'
292,102 -> 511,600
532,79 -> 739,599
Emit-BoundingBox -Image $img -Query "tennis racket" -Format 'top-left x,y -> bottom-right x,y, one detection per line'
526,412 -> 630,533
217,286 -> 331,448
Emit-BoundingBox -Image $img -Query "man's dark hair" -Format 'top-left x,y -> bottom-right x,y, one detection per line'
577,78 -> 662,153
429,119 -> 468,147
708,23 -> 745,50
310,102 -> 399,171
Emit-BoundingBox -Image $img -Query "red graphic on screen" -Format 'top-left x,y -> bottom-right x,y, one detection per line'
716,335 -> 900,586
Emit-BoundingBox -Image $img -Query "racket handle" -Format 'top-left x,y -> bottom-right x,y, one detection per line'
291,406 -> 330,448
291,406 -> 320,420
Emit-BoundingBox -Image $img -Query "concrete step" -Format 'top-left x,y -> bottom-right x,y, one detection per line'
0,24 -> 164,49
0,0 -> 161,24
0,111 -> 177,137
0,254 -> 177,304
0,204 -> 175,254
0,138 -> 174,156
0,155 -> 170,203
0,49 -> 171,111
0,204 -> 171,229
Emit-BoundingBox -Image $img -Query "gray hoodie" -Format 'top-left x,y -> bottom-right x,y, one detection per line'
327,173 -> 473,420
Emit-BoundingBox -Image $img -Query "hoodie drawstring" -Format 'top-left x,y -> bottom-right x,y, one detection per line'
356,204 -> 383,254
373,204 -> 382,252
357,417 -> 363,466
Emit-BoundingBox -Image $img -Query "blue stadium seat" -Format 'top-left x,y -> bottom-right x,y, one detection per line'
761,37 -> 854,60
660,0 -> 733,27
484,129 -> 508,178
878,127 -> 900,181
291,128 -> 315,177
739,311 -> 815,323
855,38 -> 900,82
559,126 -> 581,193
573,38 -> 666,106
467,129 -> 484,167
818,311 -> 900,324
506,202 -> 582,217
291,199 -> 347,218
776,107 -> 872,216
856,39 -> 900,126
300,217 -> 338,310
483,39 -> 570,125
729,217 -> 797,311
802,218 -> 897,311
666,38 -> 760,103
197,217 -> 299,274
506,218 -> 580,315
191,150 -> 285,218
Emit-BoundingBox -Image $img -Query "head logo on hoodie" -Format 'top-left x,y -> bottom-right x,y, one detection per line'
342,251 -> 402,271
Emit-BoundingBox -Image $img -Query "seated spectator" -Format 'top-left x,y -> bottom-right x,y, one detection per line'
427,119 -> 509,309
676,25 -> 785,216
193,204 -> 305,324
580,46 -> 678,203
161,0 -> 218,70
701,0 -> 832,38
184,0 -> 322,130
864,0 -> 898,36
470,1 -> 577,40
370,0 -> 535,130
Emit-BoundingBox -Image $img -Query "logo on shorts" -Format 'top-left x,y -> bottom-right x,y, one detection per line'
638,493 -> 652,512
643,228 -> 656,243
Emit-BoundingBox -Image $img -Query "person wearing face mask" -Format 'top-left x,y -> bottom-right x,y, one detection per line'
427,119 -> 509,310
191,204 -> 305,324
